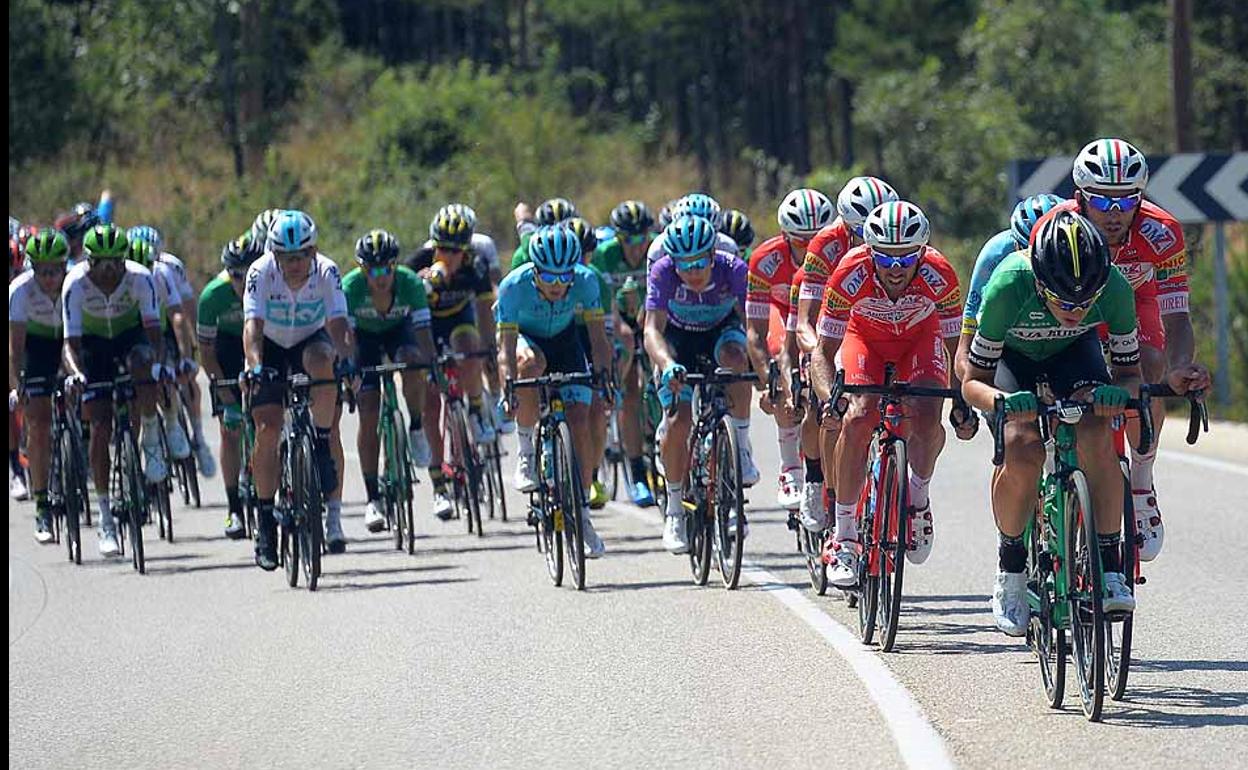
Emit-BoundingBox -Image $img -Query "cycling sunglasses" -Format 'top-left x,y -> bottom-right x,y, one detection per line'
366,265 -> 394,279
1083,192 -> 1142,213
1039,283 -> 1104,313
536,269 -> 575,285
274,249 -> 312,262
871,248 -> 922,269
434,242 -> 468,254
674,256 -> 711,272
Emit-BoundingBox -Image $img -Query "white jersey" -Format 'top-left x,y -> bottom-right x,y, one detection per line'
9,270 -> 63,339
471,232 -> 499,274
157,252 -> 195,305
646,231 -> 739,268
62,260 -> 160,339
149,260 -> 184,330
243,252 -> 347,349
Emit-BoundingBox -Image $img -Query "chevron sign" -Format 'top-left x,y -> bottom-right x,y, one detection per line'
1008,152 -> 1248,224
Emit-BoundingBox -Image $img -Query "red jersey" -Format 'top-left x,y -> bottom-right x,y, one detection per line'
745,235 -> 802,322
817,245 -> 962,342
786,266 -> 805,333
1034,199 -> 1189,315
798,217 -> 854,305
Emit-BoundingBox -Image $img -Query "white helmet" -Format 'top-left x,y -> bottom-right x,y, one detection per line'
1072,138 -> 1149,193
777,188 -> 834,237
837,176 -> 899,229
863,201 -> 930,250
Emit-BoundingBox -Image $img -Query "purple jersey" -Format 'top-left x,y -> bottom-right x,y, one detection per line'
645,253 -> 747,331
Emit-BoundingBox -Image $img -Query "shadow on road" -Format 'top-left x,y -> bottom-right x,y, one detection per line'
585,579 -> 699,593
327,563 -> 458,578
318,576 -> 477,592
1132,659 -> 1248,674
1097,685 -> 1248,728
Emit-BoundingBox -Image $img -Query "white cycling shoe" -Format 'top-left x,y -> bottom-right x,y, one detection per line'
1103,572 -> 1136,614
828,542 -> 859,588
98,530 -> 121,558
364,501 -> 386,533
776,470 -> 803,510
165,418 -> 192,460
798,482 -> 828,532
470,411 -> 496,445
738,436 -> 760,488
582,510 -> 605,559
663,511 -> 690,555
142,439 -> 168,484
991,571 -> 1029,637
10,472 -> 30,501
1132,490 -> 1164,562
194,440 -> 217,478
907,503 -> 934,564
513,453 -> 539,493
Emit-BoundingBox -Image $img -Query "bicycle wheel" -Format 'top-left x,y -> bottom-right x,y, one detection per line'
59,428 -> 85,565
1027,513 -> 1066,709
294,433 -> 323,592
1067,469 -> 1105,722
458,410 -> 485,538
152,481 -> 173,544
554,421 -> 586,590
601,412 -> 622,502
118,428 -> 146,574
804,528 -> 827,595
278,440 -> 300,587
878,441 -> 909,652
712,416 -> 745,589
1107,472 -> 1135,701
686,434 -> 712,586
491,440 -> 508,522
536,435 -> 563,586
177,401 -> 201,508
386,414 -> 407,551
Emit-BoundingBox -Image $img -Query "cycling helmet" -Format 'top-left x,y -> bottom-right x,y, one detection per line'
562,217 -> 597,256
251,208 -> 284,242
609,200 -> 654,235
126,225 -> 164,254
16,223 -> 40,246
777,188 -> 835,237
657,200 -> 677,230
837,176 -> 900,229
25,229 -> 69,264
268,209 -> 318,252
527,225 -> 582,273
673,193 -> 722,228
438,203 -> 477,230
83,223 -> 128,259
221,233 -> 263,270
535,197 -> 578,226
1030,210 -> 1112,305
429,210 -> 473,249
56,203 -> 99,240
863,201 -> 930,250
663,215 -> 718,259
1072,138 -> 1149,193
10,237 -> 24,274
127,238 -> 155,268
1009,194 -> 1063,249
720,209 -> 755,250
355,228 -> 401,265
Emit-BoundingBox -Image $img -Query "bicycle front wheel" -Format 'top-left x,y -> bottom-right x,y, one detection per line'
59,428 -> 85,565
712,416 -> 745,589
295,433 -> 323,591
1027,514 -> 1066,709
878,440 -> 909,653
1067,469 -> 1105,721
1107,469 -> 1135,701
536,434 -> 563,586
555,421 -> 586,590
119,428 -> 146,574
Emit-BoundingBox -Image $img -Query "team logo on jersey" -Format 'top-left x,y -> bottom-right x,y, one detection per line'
756,250 -> 783,278
1137,217 -> 1177,255
1115,261 -> 1153,289
819,239 -> 845,263
917,263 -> 948,294
839,264 -> 869,296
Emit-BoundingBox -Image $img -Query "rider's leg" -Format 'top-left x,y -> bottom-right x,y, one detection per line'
832,394 -> 879,543
24,396 -> 52,497
357,388 -> 381,501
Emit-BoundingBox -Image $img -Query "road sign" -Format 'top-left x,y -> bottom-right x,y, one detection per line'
1008,152 -> 1248,224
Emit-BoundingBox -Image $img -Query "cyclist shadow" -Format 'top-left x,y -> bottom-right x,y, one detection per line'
317,576 -> 478,592
890,620 -> 1023,656
586,579 -> 699,593
327,563 -> 459,579
1097,685 -> 1248,728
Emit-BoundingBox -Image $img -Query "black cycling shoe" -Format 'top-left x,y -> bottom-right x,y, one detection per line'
254,509 -> 279,571
326,537 -> 347,555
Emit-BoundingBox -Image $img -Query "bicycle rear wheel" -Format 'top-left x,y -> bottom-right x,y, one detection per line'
555,421 -> 586,590
1067,469 -> 1105,721
490,440 -> 508,522
280,440 -> 300,588
118,427 -> 146,574
878,441 -> 909,652
804,528 -> 827,595
1027,515 -> 1066,709
59,428 -> 85,565
461,412 -> 485,538
712,416 -> 745,589
177,400 -> 201,508
1107,470 -> 1135,700
295,433 -> 323,591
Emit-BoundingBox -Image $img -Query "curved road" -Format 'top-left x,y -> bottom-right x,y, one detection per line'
9,390 -> 1248,768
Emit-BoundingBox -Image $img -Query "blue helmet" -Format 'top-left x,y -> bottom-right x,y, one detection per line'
527,225 -> 582,273
1010,194 -> 1063,249
127,225 -> 164,254
663,215 -> 718,259
268,209 -> 318,253
673,193 -> 722,228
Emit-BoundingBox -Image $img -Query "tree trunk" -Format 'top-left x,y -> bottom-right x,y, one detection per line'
838,77 -> 854,168
239,0 -> 266,177
214,3 -> 244,179
1170,0 -> 1195,151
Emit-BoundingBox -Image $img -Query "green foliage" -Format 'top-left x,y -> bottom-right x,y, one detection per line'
8,0 -> 78,162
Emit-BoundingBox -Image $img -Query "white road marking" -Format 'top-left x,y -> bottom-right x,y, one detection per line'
1158,450 -> 1248,478
606,502 -> 956,770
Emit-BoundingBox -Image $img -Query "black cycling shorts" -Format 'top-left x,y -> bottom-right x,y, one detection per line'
82,327 -> 150,403
993,330 -> 1110,400
252,328 -> 334,408
356,324 -> 419,392
430,305 -> 477,348
663,314 -> 748,374
20,336 -> 63,398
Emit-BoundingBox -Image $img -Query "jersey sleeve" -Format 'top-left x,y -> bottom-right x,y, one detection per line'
474,234 -> 499,272
729,257 -> 749,306
1154,240 -> 1189,316
962,235 -> 1011,334
243,261 -> 267,321
322,260 -> 347,320
137,272 -> 161,327
197,281 -> 221,340
403,270 -> 431,328
644,260 -> 671,314
1101,270 -> 1141,367
166,255 -> 194,302
817,258 -> 866,340
9,280 -> 28,324
161,269 -> 183,309
966,268 -> 1017,370
925,256 -> 963,339
472,260 -> 496,302
745,247 -> 776,320
495,273 -> 520,332
62,276 -> 81,337
577,268 -> 605,321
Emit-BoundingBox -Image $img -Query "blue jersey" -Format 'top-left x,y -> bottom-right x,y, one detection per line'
496,263 -> 604,339
962,229 -> 1022,334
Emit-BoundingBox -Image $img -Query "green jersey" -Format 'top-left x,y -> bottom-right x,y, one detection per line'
197,271 -> 245,341
591,237 -> 648,322
968,253 -> 1139,369
510,232 -> 535,273
342,266 -> 431,334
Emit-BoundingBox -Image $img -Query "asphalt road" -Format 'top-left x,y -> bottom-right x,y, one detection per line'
9,386 -> 1248,769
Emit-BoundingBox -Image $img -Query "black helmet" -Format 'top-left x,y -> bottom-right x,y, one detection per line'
609,200 -> 654,235
221,232 -> 262,271
562,217 -> 597,257
1030,210 -> 1111,306
535,197 -> 578,226
657,199 -> 678,231
720,209 -> 755,250
355,228 -> 400,265
429,210 -> 473,249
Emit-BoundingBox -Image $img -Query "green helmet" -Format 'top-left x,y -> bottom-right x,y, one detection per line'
25,229 -> 70,264
83,223 -> 128,259
127,237 -> 155,268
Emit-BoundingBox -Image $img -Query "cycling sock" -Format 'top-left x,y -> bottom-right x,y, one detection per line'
257,499 -> 276,538
834,502 -> 857,542
517,426 -> 535,457
592,466 -> 599,483
327,499 -> 343,527
777,425 -> 801,471
1128,446 -> 1156,491
409,414 -> 422,431
363,474 -> 380,502
805,457 -> 824,484
629,456 -> 647,483
909,472 -> 931,509
9,449 -> 22,477
1098,533 -> 1123,573
666,482 -> 684,515
314,426 -> 332,457
225,486 -> 241,516
428,466 -> 446,488
998,532 -> 1027,573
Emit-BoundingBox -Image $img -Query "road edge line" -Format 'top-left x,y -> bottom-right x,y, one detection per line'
1157,449 -> 1248,478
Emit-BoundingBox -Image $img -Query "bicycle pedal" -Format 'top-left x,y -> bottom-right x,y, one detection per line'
1136,575 -> 1147,585
785,512 -> 800,532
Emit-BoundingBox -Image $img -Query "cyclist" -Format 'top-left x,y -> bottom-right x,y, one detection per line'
811,201 -> 971,587
9,230 -> 70,541
242,210 -> 354,568
128,224 -> 215,477
746,188 -> 835,515
720,208 -> 756,259
593,200 -> 657,505
645,215 -> 755,555
420,210 -> 497,520
62,223 -> 166,558
647,193 -> 738,265
53,202 -> 99,269
199,234 -> 263,538
511,197 -> 579,269
1030,138 -> 1211,561
403,204 -> 502,284
958,210 -> 1142,632
344,229 -> 436,533
497,225 -> 611,558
